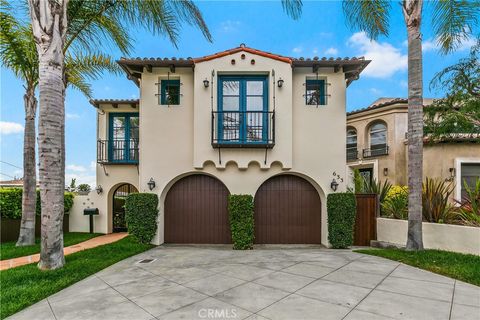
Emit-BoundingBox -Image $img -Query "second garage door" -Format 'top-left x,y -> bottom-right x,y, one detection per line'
254,175 -> 321,244
165,175 -> 231,243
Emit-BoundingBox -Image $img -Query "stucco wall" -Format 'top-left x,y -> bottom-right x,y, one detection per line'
69,194 -> 104,233
377,217 -> 480,255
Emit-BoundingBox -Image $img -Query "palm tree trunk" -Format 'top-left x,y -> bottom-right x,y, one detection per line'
403,0 -> 424,250
16,85 -> 37,246
28,0 -> 69,270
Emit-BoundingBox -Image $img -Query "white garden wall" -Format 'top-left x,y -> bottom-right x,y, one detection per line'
377,218 -> 480,255
69,194 -> 106,234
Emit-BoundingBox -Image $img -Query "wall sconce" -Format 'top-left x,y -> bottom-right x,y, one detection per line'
383,168 -> 388,176
445,167 -> 456,182
330,179 -> 339,192
203,78 -> 209,88
277,78 -> 284,88
147,178 -> 156,191
95,185 -> 103,195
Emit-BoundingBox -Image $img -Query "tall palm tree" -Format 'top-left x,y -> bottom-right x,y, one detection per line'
342,0 -> 479,250
25,0 -> 212,269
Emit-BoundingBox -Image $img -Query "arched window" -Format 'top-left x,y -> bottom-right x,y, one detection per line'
367,122 -> 388,157
112,183 -> 138,232
346,128 -> 358,161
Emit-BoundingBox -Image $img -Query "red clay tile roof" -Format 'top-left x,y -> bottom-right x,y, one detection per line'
347,98 -> 436,116
193,44 -> 292,64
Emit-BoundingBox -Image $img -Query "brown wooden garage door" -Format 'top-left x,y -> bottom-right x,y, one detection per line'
165,175 -> 231,243
254,175 -> 321,244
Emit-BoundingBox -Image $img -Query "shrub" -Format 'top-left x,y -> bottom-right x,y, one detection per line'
77,184 -> 91,193
382,185 -> 408,219
0,188 -> 75,219
455,179 -> 480,227
422,178 -> 457,224
386,185 -> 408,201
228,194 -> 254,250
125,193 -> 158,244
327,193 -> 356,249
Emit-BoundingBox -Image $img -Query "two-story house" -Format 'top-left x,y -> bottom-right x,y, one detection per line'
70,45 -> 370,246
346,98 -> 480,200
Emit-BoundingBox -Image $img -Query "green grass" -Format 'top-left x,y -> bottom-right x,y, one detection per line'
355,248 -> 480,286
0,236 -> 153,319
1,232 -> 102,260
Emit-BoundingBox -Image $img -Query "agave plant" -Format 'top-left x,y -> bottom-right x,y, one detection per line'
455,179 -> 480,227
364,177 -> 392,206
422,177 -> 457,224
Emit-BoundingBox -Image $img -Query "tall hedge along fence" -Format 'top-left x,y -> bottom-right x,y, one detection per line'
0,188 -> 74,219
228,194 -> 254,250
125,193 -> 158,244
327,192 -> 356,249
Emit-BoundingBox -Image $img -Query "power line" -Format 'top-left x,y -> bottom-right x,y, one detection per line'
0,172 -> 16,179
0,160 -> 22,170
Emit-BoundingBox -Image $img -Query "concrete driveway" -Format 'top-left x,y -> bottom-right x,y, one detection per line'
9,246 -> 479,320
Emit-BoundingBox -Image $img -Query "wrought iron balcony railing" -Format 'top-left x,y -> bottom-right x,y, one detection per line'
347,148 -> 358,161
363,145 -> 389,158
97,139 -> 139,164
212,111 -> 275,148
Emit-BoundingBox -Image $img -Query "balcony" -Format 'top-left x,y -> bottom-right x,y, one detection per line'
363,145 -> 389,158
347,148 -> 358,161
212,111 -> 275,148
97,139 -> 139,164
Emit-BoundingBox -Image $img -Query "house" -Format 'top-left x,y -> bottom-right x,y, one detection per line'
69,44 -> 370,246
346,98 -> 480,200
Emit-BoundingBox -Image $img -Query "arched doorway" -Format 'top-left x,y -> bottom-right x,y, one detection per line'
165,174 -> 231,243
112,183 -> 138,232
254,175 -> 321,244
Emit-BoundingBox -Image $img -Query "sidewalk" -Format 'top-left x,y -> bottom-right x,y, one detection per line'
0,232 -> 128,271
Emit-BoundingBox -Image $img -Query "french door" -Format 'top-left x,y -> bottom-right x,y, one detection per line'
218,76 -> 268,145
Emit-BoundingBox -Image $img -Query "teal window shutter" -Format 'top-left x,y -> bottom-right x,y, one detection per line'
305,79 -> 326,106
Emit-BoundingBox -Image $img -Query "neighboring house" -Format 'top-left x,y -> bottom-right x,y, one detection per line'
346,98 -> 480,200
0,178 -> 24,188
70,45 -> 370,246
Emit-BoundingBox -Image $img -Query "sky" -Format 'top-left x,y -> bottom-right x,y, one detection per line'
0,1 -> 477,186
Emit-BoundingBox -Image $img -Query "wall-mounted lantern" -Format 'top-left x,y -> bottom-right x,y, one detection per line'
383,167 -> 389,176
277,78 -> 284,88
445,167 -> 456,182
203,78 -> 210,88
95,185 -> 103,195
330,179 -> 339,192
147,178 -> 156,191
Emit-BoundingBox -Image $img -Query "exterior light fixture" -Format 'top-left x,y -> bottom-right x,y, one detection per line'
203,78 -> 209,88
147,178 -> 156,191
277,78 -> 284,88
446,168 -> 456,181
383,168 -> 388,176
95,185 -> 103,195
330,179 -> 339,192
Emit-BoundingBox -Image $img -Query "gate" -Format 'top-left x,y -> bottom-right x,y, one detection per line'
354,194 -> 378,246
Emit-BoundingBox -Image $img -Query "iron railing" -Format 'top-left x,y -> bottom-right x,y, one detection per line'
347,148 -> 358,161
363,145 -> 389,158
212,111 -> 275,148
97,139 -> 139,164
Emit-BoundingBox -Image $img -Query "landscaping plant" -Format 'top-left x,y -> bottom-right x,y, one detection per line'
125,193 -> 158,244
455,179 -> 480,227
327,193 -> 356,249
422,177 -> 457,224
228,195 -> 254,250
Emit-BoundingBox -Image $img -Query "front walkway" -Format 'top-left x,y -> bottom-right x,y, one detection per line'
0,233 -> 128,270
8,246 -> 479,320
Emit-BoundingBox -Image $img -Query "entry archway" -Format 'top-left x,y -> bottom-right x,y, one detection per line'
112,183 -> 138,232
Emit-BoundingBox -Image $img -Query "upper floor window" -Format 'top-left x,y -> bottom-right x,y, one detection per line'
364,122 -> 389,157
212,75 -> 274,147
305,78 -> 326,106
160,79 -> 180,105
346,128 -> 358,161
106,113 -> 139,163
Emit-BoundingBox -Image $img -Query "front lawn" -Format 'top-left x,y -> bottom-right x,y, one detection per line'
355,248 -> 480,286
1,232 -> 102,260
0,236 -> 153,319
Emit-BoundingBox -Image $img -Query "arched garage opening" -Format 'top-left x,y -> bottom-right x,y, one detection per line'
112,183 -> 138,232
254,175 -> 321,244
164,174 -> 231,244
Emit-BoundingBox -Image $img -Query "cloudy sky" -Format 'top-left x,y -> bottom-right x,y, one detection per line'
0,1 -> 476,186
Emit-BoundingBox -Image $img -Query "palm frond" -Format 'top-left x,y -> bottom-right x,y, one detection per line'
281,0 -> 303,20
432,0 -> 480,54
342,0 -> 391,39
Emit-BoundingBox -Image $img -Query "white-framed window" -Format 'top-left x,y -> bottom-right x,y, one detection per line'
455,158 -> 480,200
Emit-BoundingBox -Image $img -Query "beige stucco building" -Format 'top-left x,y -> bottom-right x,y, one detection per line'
346,98 -> 480,201
70,45 -> 370,246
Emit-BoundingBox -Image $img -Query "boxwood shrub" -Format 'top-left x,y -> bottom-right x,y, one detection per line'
327,192 -> 357,249
0,188 -> 75,219
228,194 -> 254,250
125,193 -> 158,244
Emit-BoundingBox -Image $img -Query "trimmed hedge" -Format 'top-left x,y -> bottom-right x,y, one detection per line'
125,193 -> 158,244
0,188 -> 74,219
327,192 -> 357,249
228,195 -> 254,250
